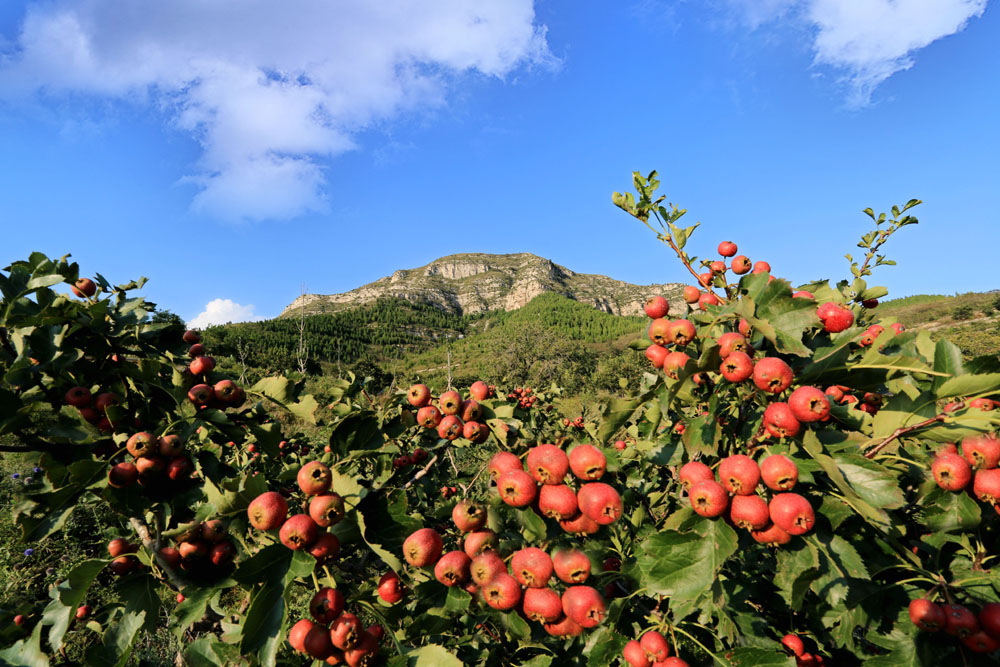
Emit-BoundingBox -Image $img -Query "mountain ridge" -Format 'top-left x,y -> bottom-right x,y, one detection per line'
279,252 -> 686,318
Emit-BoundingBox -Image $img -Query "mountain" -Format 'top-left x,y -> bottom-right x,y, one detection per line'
279,252 -> 686,318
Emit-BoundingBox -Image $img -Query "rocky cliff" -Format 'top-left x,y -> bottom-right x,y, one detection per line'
280,253 -> 686,318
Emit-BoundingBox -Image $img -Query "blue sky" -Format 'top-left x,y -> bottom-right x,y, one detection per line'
0,1 -> 996,326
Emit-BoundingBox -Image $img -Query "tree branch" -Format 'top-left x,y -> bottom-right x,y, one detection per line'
863,413 -> 946,459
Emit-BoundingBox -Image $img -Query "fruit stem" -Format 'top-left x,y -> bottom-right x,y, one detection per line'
670,624 -> 726,665
640,211 -> 728,304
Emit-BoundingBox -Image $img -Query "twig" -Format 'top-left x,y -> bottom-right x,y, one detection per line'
128,516 -> 190,591
447,449 -> 459,475
403,454 -> 440,489
460,460 -> 491,495
863,414 -> 946,459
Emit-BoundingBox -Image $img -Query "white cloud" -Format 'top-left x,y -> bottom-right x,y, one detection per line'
0,1 -> 555,220
189,299 -> 262,329
725,0 -> 987,106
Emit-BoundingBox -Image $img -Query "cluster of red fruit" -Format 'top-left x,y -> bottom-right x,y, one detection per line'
106,537 -> 144,576
407,382 -> 490,443
392,447 -> 428,469
823,385 -> 883,416
400,506 -> 609,637
674,240 -> 770,311
908,597 -> 1000,653
507,386 -> 538,409
63,385 -> 131,433
287,589 -> 382,665
561,416 -> 586,429
490,444 -> 622,533
622,630 -> 690,666
158,519 -> 236,574
680,454 -> 814,544
246,461 -> 344,563
931,434 -> 1000,508
781,633 -> 826,666
182,330 -> 247,409
107,431 -> 193,489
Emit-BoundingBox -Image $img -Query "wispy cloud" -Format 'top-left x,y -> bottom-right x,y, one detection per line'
725,0 -> 987,106
0,1 -> 556,220
188,298 -> 262,328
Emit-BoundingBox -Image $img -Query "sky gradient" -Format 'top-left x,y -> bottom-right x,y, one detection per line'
0,1 -> 997,326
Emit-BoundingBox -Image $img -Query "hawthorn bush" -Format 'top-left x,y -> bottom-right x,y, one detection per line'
1,172 -> 999,666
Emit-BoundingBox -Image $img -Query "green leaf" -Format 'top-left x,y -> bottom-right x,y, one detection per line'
935,373 -> 1000,400
117,573 -> 160,632
0,622 -> 50,667
801,432 -> 890,532
40,558 -> 106,651
409,644 -> 464,666
356,489 -> 421,573
774,542 -> 820,610
632,520 -> 737,601
724,647 -> 796,666
239,550 -> 314,667
27,274 -> 65,290
921,488 -> 981,532
933,339 -> 964,380
598,392 -> 654,443
514,506 -> 548,542
183,637 -> 227,667
834,454 -> 905,510
84,610 -> 145,667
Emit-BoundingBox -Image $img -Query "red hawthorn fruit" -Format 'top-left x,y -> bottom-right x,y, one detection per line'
72,277 -> 97,297
640,630 -> 671,661
645,296 -> 670,319
544,614 -> 584,637
64,386 -> 92,408
781,634 -> 805,656
343,631 -> 378,666
108,461 -> 139,488
769,493 -> 815,535
75,604 -> 91,620
559,511 -> 600,535
623,641 -> 651,667
176,593 -> 185,603
753,357 -> 793,394
247,491 -> 288,530
178,540 -> 209,561
416,405 -> 442,428
577,482 -> 622,525
464,530 -> 498,558
406,383 -> 430,407
824,386 -> 845,402
908,599 -> 946,632
978,602 -> 1000,639
569,444 -> 606,480
470,551 -> 506,586
717,332 -> 750,358
462,420 -> 488,443
731,256 -> 752,274
308,533 -> 341,563
962,434 -> 1000,470
187,384 -> 214,405
718,240 -> 737,257
729,494 -> 770,530
483,573 -> 521,611
209,541 -> 235,567
511,547 -> 554,588
452,500 -> 487,532
107,538 -> 130,557
667,319 -> 697,345
862,298 -> 879,308
761,455 -> 799,491
662,351 -> 690,380
932,454 -> 972,491
614,439 -> 627,451
298,461 -> 333,496
377,571 -> 404,604
434,551 -> 472,586
330,612 -> 363,650
698,292 -> 722,310
183,329 -> 201,344
963,630 -> 1000,653
126,431 -> 157,458
859,324 -> 885,347
720,351 -> 754,382
538,484 -> 579,519
660,659 -> 690,667
310,493 -> 346,528
792,290 -> 814,299
890,322 -> 905,334
527,444 -> 570,485
682,285 -> 701,303
403,528 -> 443,567
646,344 -> 669,368
488,451 -> 522,481
699,272 -> 714,287
788,386 -> 831,423
497,470 -> 538,507
969,397 -> 998,410
166,457 -> 192,481
213,379 -> 240,405
311,588 -> 346,624
561,586 -> 606,628
188,343 -> 206,358
648,318 -> 671,345
973,468 -> 1000,503
189,355 -> 215,376
763,402 -> 801,438
752,260 -> 771,274
279,515 -> 319,550
523,587 -> 564,623
689,480 -> 729,518
438,390 -> 462,416
751,522 -> 792,546
719,455 -> 761,495
942,603 -> 978,638
469,381 -> 490,401
817,303 -> 854,333
678,461 -> 714,490
437,414 -> 464,440
553,549 -> 592,584
109,555 -> 136,575
366,624 -> 384,641
158,434 -> 184,457
158,546 -> 181,568
288,619 -> 316,653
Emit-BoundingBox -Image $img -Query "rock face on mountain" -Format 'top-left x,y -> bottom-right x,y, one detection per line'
280,253 -> 687,318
